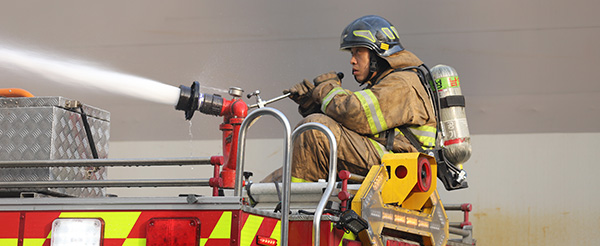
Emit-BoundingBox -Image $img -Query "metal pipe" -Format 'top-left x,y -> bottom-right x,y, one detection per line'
444,204 -> 467,210
449,222 -> 463,228
248,182 -> 337,201
0,179 -> 210,188
234,107 -> 292,246
290,122 -> 337,246
448,226 -> 471,237
347,173 -> 365,183
0,157 -> 212,168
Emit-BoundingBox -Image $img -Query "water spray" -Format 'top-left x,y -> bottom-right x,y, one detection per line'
0,45 -> 181,106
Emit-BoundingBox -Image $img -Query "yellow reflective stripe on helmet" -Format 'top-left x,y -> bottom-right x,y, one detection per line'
390,26 -> 400,39
209,211 -> 232,239
352,30 -> 375,42
355,90 -> 387,134
240,215 -> 264,246
321,87 -> 347,113
409,125 -> 437,148
58,212 -> 141,239
381,28 -> 395,39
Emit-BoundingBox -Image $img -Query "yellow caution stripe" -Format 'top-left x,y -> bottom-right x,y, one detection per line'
57,212 -> 141,239
240,215 -> 264,246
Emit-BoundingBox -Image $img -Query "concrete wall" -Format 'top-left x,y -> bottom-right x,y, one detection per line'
3,0 -> 598,141
439,132 -> 600,245
109,132 -> 600,245
0,0 -> 597,245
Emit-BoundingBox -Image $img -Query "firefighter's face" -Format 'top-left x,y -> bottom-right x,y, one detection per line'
350,47 -> 372,83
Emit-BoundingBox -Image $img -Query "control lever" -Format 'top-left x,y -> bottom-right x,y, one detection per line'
248,91 -> 291,109
247,72 -> 344,109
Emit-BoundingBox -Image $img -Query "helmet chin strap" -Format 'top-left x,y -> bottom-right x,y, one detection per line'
356,51 -> 378,86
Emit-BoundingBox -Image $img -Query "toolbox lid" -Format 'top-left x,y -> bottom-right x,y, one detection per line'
0,96 -> 110,121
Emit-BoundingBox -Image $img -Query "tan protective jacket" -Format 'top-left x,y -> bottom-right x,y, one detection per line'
311,50 -> 437,153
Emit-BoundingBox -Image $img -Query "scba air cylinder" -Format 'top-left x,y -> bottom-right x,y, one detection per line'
430,65 -> 471,168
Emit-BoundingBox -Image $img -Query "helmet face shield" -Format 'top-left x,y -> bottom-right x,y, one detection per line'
340,15 -> 404,57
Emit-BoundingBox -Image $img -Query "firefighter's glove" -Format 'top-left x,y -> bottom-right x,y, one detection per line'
284,79 -> 315,105
313,71 -> 341,86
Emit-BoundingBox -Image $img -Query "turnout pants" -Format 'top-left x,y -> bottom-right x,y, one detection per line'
262,114 -> 382,182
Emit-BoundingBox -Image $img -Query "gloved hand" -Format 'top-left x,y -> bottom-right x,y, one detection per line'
298,103 -> 320,117
283,79 -> 315,104
313,71 -> 341,86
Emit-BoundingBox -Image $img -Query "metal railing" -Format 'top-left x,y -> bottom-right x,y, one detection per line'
0,157 -> 212,189
444,203 -> 475,244
0,157 -> 211,168
234,108 -> 338,246
290,122 -> 337,246
233,107 -> 292,245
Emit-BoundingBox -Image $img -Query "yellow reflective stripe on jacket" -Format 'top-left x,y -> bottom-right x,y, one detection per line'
395,126 -> 436,149
409,125 -> 437,148
321,87 -> 347,113
368,138 -> 389,157
291,176 -> 311,183
355,90 -> 387,134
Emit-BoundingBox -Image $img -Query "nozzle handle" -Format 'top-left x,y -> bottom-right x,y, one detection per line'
248,93 -> 290,109
246,72 -> 342,109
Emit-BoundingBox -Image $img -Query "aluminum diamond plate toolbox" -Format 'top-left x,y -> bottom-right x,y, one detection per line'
0,96 -> 110,197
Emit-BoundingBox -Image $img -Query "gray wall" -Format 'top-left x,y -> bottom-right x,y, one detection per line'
0,1 -> 598,245
439,133 -> 600,245
109,132 -> 600,245
1,0 -> 598,140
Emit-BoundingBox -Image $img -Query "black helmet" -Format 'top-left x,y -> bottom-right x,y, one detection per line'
340,15 -> 404,57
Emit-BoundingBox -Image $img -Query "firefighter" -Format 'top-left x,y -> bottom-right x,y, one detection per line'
266,15 -> 437,182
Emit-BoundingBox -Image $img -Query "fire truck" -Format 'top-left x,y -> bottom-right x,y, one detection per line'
0,81 -> 475,246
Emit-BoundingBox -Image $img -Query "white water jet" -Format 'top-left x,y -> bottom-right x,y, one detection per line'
0,45 -> 181,106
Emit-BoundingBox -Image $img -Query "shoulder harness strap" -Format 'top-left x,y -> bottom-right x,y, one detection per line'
383,64 -> 442,153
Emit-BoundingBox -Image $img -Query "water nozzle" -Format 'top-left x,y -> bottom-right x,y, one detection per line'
176,82 -> 224,120
176,81 -> 200,120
